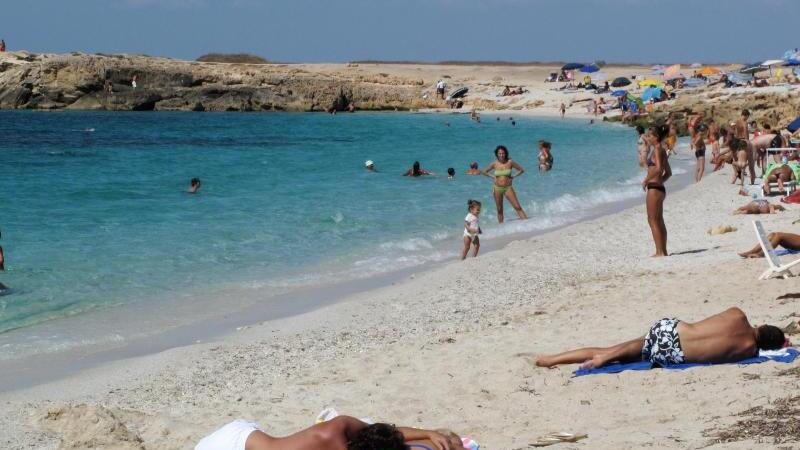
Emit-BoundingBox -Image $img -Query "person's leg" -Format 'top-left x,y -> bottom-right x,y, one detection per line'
697,156 -> 705,181
536,337 -> 645,368
472,237 -> 480,257
461,236 -> 471,260
647,188 -> 668,257
493,188 -> 505,224
504,188 -> 528,220
747,142 -> 756,185
774,232 -> 800,251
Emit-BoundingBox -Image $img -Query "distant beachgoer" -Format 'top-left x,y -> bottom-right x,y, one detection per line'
731,137 -> 750,186
196,417 -> 463,450
0,245 -> 4,271
739,232 -> 800,258
687,111 -> 701,150
733,109 -> 756,185
636,125 -> 647,168
465,162 -> 481,175
511,120 -> 516,126
560,103 -> 566,118
693,124 -> 707,182
534,307 -> 785,369
403,161 -> 432,177
447,168 -> 455,179
461,199 -> 482,260
665,124 -> 677,156
765,162 -> 797,193
0,40 -> 6,52
189,178 -> 201,194
482,145 -> 527,223
750,129 -> 777,176
708,119 -> 719,161
642,125 -> 672,257
132,74 -> 138,89
436,79 -> 445,99
365,160 -> 376,172
733,200 -> 785,215
538,140 -> 553,172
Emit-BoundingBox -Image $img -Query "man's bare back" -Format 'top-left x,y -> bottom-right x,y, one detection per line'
677,307 -> 758,363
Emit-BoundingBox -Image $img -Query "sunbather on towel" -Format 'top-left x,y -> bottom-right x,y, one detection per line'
733,199 -> 785,215
195,416 -> 463,450
739,232 -> 800,258
535,307 -> 784,369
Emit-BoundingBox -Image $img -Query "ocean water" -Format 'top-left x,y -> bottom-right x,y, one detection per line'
0,111 -> 681,358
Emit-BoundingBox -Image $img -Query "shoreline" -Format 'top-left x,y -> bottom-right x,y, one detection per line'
0,135 -> 696,392
4,153 -> 798,449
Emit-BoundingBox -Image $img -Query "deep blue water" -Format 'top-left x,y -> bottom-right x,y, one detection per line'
0,111 -> 653,353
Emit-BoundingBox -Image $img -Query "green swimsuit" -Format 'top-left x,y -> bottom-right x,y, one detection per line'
494,168 -> 513,194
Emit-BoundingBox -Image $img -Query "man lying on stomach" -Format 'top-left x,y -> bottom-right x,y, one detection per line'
196,416 -> 463,450
535,307 -> 785,369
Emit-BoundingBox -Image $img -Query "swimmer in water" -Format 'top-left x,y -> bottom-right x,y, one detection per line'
189,177 -> 201,194
403,161 -> 433,177
465,162 -> 481,175
447,168 -> 455,179
538,140 -> 553,172
365,160 -> 376,172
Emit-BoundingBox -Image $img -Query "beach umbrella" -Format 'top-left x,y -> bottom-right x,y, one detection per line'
650,65 -> 665,74
640,87 -> 662,102
590,72 -> 606,82
740,63 -> 768,74
690,63 -> 702,69
697,66 -> 721,76
580,65 -> 600,73
625,93 -> 643,107
611,77 -> 631,87
784,59 -> 800,67
561,62 -> 584,71
611,89 -> 627,97
637,79 -> 664,87
783,49 -> 800,60
787,116 -> 800,133
762,59 -> 785,67
662,64 -> 682,80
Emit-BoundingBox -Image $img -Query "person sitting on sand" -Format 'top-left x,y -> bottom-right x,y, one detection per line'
739,232 -> 800,258
733,199 -> 785,215
403,161 -> 432,177
196,416 -> 464,450
188,177 -> 202,194
538,140 -> 553,172
465,162 -> 481,175
534,307 -> 785,369
482,145 -> 527,223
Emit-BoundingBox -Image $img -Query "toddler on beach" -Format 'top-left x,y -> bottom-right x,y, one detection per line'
461,200 -> 481,260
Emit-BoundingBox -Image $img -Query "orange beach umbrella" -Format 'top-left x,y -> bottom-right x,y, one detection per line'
696,66 -> 721,76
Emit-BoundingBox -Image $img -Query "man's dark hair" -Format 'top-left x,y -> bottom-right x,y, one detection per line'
756,325 -> 785,350
636,125 -> 645,135
742,109 -> 750,117
348,423 -> 408,450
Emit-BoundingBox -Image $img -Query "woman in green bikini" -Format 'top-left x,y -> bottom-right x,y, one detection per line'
482,145 -> 528,223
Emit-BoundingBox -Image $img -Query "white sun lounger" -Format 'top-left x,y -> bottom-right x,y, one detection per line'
763,148 -> 798,195
753,220 -> 800,280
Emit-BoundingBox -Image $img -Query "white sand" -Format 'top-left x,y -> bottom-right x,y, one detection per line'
2,149 -> 799,449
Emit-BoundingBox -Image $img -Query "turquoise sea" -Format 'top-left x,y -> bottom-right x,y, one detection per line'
0,111 -> 685,359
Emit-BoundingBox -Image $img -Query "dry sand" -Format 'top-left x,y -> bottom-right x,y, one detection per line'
2,63 -> 800,450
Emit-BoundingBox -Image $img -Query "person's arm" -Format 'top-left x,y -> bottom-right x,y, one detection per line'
480,162 -> 496,178
511,160 -> 525,178
396,427 -> 463,450
660,146 -> 672,182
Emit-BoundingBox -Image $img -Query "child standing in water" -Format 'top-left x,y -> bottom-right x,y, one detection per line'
461,200 -> 481,260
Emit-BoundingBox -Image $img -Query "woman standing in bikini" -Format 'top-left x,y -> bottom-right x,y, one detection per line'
641,125 -> 672,257
482,145 -> 527,223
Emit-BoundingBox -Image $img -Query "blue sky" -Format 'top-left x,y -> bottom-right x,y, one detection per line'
2,0 -> 795,63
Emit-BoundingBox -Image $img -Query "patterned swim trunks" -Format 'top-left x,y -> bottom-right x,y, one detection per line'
641,318 -> 685,366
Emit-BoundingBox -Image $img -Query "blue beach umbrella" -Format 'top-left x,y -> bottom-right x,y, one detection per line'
611,89 -> 627,97
580,65 -> 600,73
784,59 -> 800,67
640,87 -> 662,102
561,62 -> 585,71
787,116 -> 800,133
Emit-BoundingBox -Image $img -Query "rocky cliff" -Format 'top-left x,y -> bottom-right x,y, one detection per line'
0,52 -> 440,112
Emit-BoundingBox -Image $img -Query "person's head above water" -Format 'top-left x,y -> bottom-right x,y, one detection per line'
191,178 -> 201,187
365,160 -> 374,170
447,168 -> 455,177
347,423 -> 407,450
756,325 -> 786,350
494,145 -> 509,161
412,161 -> 421,175
469,162 -> 479,170
539,140 -> 551,150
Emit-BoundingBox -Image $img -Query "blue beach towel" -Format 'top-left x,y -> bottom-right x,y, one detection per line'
573,348 -> 799,377
775,249 -> 800,256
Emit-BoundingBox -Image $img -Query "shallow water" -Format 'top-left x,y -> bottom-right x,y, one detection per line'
0,111 -> 664,357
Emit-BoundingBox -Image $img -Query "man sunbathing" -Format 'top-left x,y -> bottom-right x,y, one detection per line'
739,232 -> 800,258
535,307 -> 785,369
196,416 -> 463,450
765,163 -> 797,194
733,199 -> 785,215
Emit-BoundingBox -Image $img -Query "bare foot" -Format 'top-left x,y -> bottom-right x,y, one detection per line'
516,352 -> 551,368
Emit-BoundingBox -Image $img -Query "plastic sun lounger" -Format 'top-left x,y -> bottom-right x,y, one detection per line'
763,149 -> 799,195
753,220 -> 800,280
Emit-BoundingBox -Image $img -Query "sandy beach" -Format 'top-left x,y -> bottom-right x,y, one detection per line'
2,131 -> 799,450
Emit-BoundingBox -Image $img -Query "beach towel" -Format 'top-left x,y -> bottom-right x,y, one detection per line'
776,249 -> 800,256
573,348 -> 799,377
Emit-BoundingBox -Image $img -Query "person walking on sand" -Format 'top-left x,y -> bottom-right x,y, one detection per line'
693,124 -> 707,182
642,125 -> 672,257
534,307 -> 785,369
559,103 -> 566,118
733,109 -> 756,185
482,145 -> 527,223
132,73 -> 138,89
436,79 -> 446,100
461,200 -> 482,260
